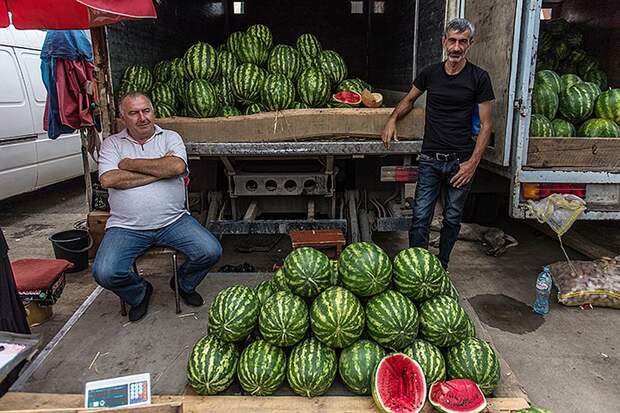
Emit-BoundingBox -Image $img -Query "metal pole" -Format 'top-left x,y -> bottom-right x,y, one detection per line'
80,128 -> 93,212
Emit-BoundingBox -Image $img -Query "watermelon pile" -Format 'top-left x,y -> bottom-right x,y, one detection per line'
187,244 -> 502,407
117,24 -> 380,119
531,18 -> 619,138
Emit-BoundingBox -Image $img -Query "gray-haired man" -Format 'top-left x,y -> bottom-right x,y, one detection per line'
382,18 -> 495,269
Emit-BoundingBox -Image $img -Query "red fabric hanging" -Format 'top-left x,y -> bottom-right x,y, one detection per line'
0,0 -> 156,30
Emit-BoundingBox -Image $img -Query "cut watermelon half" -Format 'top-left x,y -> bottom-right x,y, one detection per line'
372,353 -> 426,413
429,379 -> 487,413
332,90 -> 362,106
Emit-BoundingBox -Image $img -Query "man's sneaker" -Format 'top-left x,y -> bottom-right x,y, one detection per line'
169,276 -> 204,307
128,281 -> 153,322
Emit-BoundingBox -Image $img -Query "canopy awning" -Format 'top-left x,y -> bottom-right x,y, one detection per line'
0,0 -> 157,30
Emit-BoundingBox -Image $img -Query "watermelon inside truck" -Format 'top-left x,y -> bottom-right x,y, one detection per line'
91,0 -> 620,243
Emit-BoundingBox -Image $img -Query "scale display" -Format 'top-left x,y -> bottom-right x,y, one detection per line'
85,373 -> 150,408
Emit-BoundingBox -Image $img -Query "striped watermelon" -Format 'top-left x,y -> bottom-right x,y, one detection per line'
439,275 -> 459,300
121,64 -> 153,92
186,79 -> 219,118
393,247 -> 447,302
366,290 -> 419,350
403,339 -> 447,385
537,31 -> 552,54
577,56 -> 599,77
208,285 -> 259,342
535,70 -> 562,94
237,339 -> 286,395
317,50 -> 348,86
245,103 -> 266,115
446,337 -> 501,396
272,267 -> 292,293
545,18 -> 569,37
574,81 -> 602,101
557,59 -> 577,75
310,286 -> 365,349
283,247 -> 331,298
150,83 -> 176,107
217,43 -> 227,53
296,33 -> 322,60
226,31 -> 245,55
187,335 -> 238,395
214,77 -> 235,107
338,339 -> 386,395
235,34 -> 269,66
155,103 -> 175,118
561,74 -> 582,91
217,50 -> 238,79
578,118 -> 620,138
254,280 -> 275,306
584,69 -> 608,91
559,84 -> 594,123
297,67 -> 331,108
551,40 -> 569,60
218,105 -> 242,117
419,295 -> 471,348
232,63 -> 266,105
465,317 -> 476,338
535,53 -> 558,72
261,73 -> 295,111
567,48 -> 587,64
154,60 -> 173,83
292,101 -> 310,109
246,24 -> 273,50
566,30 -> 583,47
268,45 -> 302,80
287,337 -> 337,398
551,118 -> 576,137
532,84 -> 558,120
529,114 -> 554,137
183,42 -> 218,82
170,57 -> 185,77
329,259 -> 340,286
594,89 -> 620,123
259,291 -> 309,347
338,242 -> 392,297
337,78 -> 366,94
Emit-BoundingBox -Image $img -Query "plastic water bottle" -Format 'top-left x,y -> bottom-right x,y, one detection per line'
533,266 -> 552,315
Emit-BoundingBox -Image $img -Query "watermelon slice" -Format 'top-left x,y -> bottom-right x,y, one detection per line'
429,379 -> 487,413
332,90 -> 362,106
372,353 -> 426,413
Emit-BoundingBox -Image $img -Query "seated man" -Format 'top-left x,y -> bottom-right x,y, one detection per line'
93,92 -> 222,322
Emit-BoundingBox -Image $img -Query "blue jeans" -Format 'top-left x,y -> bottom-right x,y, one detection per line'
409,154 -> 473,269
92,214 -> 222,306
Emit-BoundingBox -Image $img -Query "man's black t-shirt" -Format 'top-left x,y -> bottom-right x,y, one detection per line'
413,61 -> 495,156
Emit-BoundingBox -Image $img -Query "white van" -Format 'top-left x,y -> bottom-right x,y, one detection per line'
0,25 -> 86,201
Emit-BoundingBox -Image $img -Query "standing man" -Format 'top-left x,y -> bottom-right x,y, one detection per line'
93,92 -> 222,322
382,18 -> 494,269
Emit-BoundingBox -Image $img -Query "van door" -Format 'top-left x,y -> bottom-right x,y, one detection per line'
462,0 -> 524,166
0,45 -> 37,200
15,47 -> 83,190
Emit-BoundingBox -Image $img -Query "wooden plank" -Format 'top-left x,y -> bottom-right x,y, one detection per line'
527,137 -> 620,169
2,402 -> 182,413
0,393 -> 529,413
113,108 -> 425,143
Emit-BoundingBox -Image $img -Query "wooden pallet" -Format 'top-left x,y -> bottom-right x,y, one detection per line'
0,393 -> 529,413
527,137 -> 620,169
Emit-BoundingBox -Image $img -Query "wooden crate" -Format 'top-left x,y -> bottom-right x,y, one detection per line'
527,137 -> 620,169
0,393 -> 529,413
114,108 -> 425,143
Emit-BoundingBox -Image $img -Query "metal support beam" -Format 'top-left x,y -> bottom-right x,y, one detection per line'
243,200 -> 259,221
308,199 -> 315,221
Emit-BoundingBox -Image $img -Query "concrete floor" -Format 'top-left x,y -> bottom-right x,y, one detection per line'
1,179 -> 619,412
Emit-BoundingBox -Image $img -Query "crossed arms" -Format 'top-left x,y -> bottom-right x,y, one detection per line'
100,152 -> 186,189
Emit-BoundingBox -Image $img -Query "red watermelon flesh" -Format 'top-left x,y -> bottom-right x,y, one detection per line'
429,379 -> 487,413
372,353 -> 426,413
332,90 -> 362,106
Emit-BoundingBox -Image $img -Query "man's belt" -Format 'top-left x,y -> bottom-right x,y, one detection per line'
421,152 -> 469,162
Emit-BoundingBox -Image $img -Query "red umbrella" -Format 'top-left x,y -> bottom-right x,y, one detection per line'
0,0 -> 157,30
